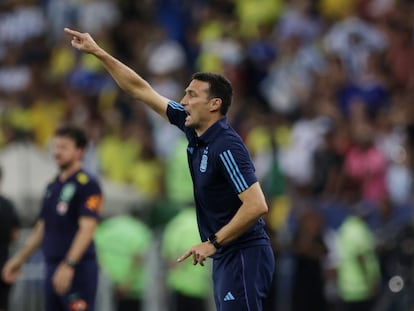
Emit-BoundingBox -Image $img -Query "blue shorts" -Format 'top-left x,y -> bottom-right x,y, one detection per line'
212,245 -> 275,311
45,258 -> 98,311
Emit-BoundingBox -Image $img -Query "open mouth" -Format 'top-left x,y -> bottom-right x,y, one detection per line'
185,110 -> 191,120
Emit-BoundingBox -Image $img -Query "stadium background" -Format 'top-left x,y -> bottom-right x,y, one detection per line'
0,0 -> 413,310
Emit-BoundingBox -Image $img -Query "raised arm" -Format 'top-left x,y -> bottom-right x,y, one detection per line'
64,27 -> 170,119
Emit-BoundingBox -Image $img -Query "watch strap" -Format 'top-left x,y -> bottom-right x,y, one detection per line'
63,257 -> 77,268
208,234 -> 222,249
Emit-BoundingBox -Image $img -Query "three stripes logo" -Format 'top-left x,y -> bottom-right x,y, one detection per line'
224,292 -> 235,301
219,149 -> 249,193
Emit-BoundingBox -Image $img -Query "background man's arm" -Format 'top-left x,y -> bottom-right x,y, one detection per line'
2,220 -> 44,283
52,216 -> 98,294
64,216 -> 98,264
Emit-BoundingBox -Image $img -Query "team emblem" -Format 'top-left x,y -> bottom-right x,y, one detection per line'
200,154 -> 208,172
60,183 -> 76,202
200,147 -> 209,172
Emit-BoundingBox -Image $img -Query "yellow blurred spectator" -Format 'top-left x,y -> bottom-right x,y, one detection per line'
235,0 -> 284,39
4,106 -> 32,133
129,158 -> 163,200
30,98 -> 65,146
196,18 -> 230,73
49,43 -> 77,79
98,133 -> 142,183
318,0 -> 359,20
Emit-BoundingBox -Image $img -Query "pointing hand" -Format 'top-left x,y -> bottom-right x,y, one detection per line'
64,28 -> 100,55
176,241 -> 216,266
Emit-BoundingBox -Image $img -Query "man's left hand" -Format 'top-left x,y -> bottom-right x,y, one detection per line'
176,241 -> 216,266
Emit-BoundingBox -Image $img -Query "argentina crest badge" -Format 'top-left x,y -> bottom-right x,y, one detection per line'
200,147 -> 208,172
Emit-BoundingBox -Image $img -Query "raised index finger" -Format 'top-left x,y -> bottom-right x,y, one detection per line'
64,27 -> 82,37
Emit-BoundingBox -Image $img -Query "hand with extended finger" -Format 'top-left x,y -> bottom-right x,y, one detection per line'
64,28 -> 101,55
176,241 -> 217,266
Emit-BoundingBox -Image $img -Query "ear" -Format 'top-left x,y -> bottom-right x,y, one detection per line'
209,98 -> 222,112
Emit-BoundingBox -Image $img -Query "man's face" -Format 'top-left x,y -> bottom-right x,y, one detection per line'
181,79 -> 215,130
53,136 -> 82,171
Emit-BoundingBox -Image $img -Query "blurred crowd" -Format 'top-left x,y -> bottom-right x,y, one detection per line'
1,0 -> 414,310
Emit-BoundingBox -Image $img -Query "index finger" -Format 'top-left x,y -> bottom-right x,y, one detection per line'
176,249 -> 192,263
64,28 -> 82,37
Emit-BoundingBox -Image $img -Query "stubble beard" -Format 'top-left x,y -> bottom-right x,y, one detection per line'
58,161 -> 72,172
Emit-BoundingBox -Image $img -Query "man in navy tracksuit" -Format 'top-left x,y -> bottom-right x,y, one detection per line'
65,28 -> 275,311
168,101 -> 275,310
2,126 -> 102,311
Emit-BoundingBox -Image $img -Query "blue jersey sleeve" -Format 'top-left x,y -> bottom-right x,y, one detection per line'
166,100 -> 187,132
218,139 -> 257,194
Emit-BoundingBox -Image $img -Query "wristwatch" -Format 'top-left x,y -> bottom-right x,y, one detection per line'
63,257 -> 77,268
208,234 -> 222,250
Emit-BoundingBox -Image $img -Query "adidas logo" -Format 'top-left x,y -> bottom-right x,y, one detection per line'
224,292 -> 235,301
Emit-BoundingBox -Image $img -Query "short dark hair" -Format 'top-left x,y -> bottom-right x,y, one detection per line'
192,72 -> 233,115
54,125 -> 88,149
